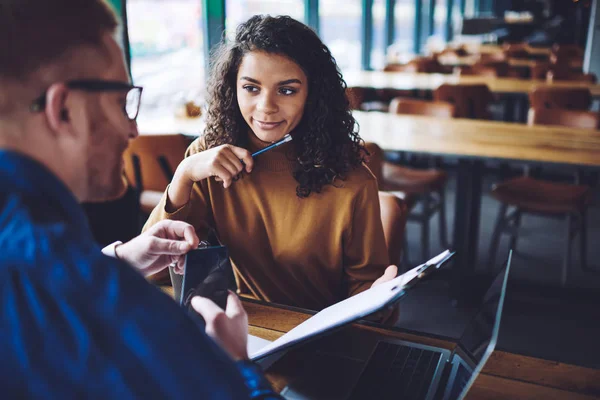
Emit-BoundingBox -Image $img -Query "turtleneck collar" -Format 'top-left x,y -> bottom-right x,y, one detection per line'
246,131 -> 296,173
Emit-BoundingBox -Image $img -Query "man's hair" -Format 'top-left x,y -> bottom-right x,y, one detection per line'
0,0 -> 119,117
0,0 -> 118,81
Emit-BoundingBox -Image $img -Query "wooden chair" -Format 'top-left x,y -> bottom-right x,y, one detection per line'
433,83 -> 493,119
347,86 -> 391,112
379,192 -> 409,266
346,87 -> 367,110
528,87 -> 592,110
123,134 -> 194,215
488,108 -> 598,286
383,63 -> 419,73
365,100 -> 453,262
530,62 -> 551,80
546,70 -> 597,83
455,65 -> 500,78
528,108 -> 600,129
477,52 -> 506,64
389,98 -> 456,118
503,46 -> 530,60
550,45 -> 584,65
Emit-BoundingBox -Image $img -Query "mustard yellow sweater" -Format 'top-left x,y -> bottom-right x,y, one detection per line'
144,134 -> 389,310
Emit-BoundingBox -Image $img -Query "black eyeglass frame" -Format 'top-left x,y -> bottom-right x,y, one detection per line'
30,79 -> 143,121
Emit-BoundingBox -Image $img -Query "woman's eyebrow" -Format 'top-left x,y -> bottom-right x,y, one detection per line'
278,79 -> 302,85
239,77 -> 302,85
240,76 -> 260,84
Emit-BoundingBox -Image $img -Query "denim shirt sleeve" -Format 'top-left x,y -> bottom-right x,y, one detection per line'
236,360 -> 284,399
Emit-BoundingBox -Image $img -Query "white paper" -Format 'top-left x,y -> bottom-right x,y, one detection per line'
247,334 -> 272,355
250,250 -> 451,360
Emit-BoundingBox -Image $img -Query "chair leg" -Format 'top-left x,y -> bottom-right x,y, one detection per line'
562,213 -> 573,287
421,195 -> 430,262
438,189 -> 449,249
402,234 -> 410,270
488,203 -> 508,273
580,210 -> 588,272
508,209 -> 522,252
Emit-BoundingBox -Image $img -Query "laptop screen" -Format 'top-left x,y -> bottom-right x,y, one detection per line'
444,251 -> 512,400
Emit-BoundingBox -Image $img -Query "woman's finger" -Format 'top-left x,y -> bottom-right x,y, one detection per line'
229,146 -> 254,173
209,163 -> 233,187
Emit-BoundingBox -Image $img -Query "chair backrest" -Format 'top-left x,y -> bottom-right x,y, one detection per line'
389,98 -> 456,119
363,142 -> 384,186
455,65 -> 498,78
346,87 -> 367,110
503,46 -> 530,60
378,191 -> 408,265
123,134 -> 194,192
391,57 -> 445,74
546,70 -> 597,83
474,60 -> 510,77
530,62 -> 550,80
477,52 -> 506,63
528,86 -> 592,110
551,44 -> 584,60
527,108 -> 600,129
433,83 -> 493,119
383,63 -> 418,72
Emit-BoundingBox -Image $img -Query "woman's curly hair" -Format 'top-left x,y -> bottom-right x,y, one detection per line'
203,14 -> 365,198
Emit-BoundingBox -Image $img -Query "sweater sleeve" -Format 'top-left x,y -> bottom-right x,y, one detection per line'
142,137 -> 213,242
343,177 -> 390,297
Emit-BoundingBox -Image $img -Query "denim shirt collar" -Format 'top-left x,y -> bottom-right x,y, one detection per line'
0,150 -> 92,238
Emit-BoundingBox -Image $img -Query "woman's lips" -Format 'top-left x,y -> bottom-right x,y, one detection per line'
254,119 -> 284,131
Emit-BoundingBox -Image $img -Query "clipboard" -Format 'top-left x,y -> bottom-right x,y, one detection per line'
250,250 -> 455,360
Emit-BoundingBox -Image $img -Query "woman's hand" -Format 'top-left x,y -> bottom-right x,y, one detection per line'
371,265 -> 398,288
168,145 -> 254,209
366,265 -> 400,325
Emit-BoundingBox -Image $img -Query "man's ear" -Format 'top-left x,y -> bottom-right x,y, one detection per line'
44,83 -> 70,133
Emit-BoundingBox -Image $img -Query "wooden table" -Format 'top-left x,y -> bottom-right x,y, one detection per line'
136,113 -> 205,136
353,111 -> 600,294
246,299 -> 600,399
436,54 -> 583,70
343,70 -> 600,96
461,43 -> 552,57
139,112 -> 600,290
354,112 -> 600,166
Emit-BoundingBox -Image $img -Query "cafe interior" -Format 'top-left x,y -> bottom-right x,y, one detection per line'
83,0 -> 600,397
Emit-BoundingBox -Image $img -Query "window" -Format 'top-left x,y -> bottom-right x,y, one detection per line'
393,0 -> 416,56
433,0 -> 447,38
320,0 -> 362,72
226,0 -> 305,38
126,0 -> 205,118
371,0 -> 386,70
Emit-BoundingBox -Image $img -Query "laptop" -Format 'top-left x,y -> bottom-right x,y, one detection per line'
280,251 -> 512,400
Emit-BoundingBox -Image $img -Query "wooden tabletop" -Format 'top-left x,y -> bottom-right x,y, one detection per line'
343,70 -> 600,96
136,111 -> 600,168
436,54 -> 582,69
245,299 -> 600,399
461,43 -> 552,56
354,111 -> 600,167
136,113 -> 205,136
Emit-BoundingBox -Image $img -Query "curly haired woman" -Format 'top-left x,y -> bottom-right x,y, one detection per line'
144,15 -> 397,311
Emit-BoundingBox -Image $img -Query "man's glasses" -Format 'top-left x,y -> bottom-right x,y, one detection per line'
30,79 -> 143,121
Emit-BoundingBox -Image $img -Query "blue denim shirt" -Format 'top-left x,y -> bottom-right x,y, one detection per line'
0,150 -> 281,399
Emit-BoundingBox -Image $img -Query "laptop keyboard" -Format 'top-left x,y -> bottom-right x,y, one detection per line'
349,341 -> 443,400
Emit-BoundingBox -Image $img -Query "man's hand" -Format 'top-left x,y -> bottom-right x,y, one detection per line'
192,291 -> 249,361
115,220 -> 199,276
